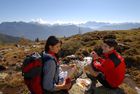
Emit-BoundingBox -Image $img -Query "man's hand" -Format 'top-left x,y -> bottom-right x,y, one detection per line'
84,64 -> 99,77
91,51 -> 99,60
84,64 -> 90,73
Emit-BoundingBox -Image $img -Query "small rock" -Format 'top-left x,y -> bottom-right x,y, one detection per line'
0,91 -> 3,94
0,73 -> 8,80
0,65 -> 6,71
135,87 -> 140,94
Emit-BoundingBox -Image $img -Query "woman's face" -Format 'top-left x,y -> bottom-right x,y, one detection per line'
49,43 -> 61,54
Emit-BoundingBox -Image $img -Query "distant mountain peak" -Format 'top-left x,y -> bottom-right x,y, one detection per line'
0,21 -> 140,40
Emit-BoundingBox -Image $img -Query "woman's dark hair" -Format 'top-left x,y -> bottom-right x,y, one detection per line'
45,36 -> 60,52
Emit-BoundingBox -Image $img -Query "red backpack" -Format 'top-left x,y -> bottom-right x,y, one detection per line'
22,52 -> 44,94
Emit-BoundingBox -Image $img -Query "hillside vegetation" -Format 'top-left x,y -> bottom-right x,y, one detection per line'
0,33 -> 20,44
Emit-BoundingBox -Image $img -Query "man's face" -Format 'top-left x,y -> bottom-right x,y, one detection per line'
102,43 -> 113,53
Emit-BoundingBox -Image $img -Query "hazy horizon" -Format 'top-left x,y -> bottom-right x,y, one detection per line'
1,19 -> 140,25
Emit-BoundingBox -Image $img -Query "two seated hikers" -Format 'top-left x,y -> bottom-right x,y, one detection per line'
84,38 -> 126,94
23,35 -> 126,94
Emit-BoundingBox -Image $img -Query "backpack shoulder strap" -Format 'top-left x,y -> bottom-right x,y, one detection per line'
40,52 -> 58,88
41,52 -> 57,66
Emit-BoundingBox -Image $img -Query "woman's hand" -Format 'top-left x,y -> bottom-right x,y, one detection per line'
62,78 -> 72,90
55,78 -> 72,91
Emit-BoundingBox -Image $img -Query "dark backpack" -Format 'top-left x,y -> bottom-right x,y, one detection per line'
22,52 -> 44,94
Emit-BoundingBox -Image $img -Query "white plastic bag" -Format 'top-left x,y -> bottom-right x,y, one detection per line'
59,71 -> 68,83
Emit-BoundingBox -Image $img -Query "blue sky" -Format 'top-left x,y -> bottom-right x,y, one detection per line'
0,0 -> 140,24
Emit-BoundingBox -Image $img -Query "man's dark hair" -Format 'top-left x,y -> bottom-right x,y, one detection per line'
103,39 -> 118,48
93,46 -> 103,57
103,34 -> 116,40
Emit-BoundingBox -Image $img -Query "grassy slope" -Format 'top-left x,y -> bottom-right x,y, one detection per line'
0,33 -> 21,44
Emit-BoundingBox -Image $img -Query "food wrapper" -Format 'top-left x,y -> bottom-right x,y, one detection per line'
76,78 -> 91,90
